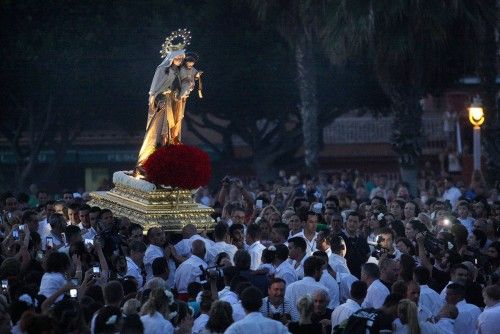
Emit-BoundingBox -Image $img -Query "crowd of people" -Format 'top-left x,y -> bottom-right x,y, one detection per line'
0,169 -> 499,334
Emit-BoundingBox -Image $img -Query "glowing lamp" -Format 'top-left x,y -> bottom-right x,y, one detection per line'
468,97 -> 485,127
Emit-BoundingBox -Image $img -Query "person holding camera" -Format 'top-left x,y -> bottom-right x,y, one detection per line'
367,227 -> 402,264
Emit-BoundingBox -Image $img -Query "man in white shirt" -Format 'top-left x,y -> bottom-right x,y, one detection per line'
246,224 -> 266,270
443,177 -> 462,210
337,271 -> 358,304
207,222 -> 237,266
414,266 -> 443,316
174,224 -> 214,261
288,236 -> 308,279
477,285 -> 500,334
174,239 -> 207,297
439,264 -> 469,301
67,203 -> 81,226
456,201 -> 475,235
285,256 -> 329,321
37,201 -> 55,238
367,227 -> 402,265
225,286 -> 289,334
362,259 -> 399,309
328,235 -> 350,274
41,213 -> 66,251
273,244 -> 298,287
260,278 -> 293,321
331,280 -> 367,328
78,204 -> 97,240
291,210 -> 318,256
314,250 -> 340,309
143,227 -> 167,283
125,241 -> 147,289
445,283 -> 481,334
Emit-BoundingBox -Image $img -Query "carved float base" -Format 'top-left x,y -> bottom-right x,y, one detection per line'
88,172 -> 214,232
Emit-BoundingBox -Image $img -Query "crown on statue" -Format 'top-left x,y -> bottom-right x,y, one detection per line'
160,29 -> 191,57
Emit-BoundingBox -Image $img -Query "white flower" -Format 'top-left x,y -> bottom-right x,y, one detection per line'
164,289 -> 175,305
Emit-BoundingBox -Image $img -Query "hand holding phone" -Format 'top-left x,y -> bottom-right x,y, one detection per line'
92,266 -> 100,276
46,237 -> 54,249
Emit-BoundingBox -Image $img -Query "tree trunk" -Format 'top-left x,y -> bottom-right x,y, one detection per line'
295,36 -> 320,175
387,89 -> 423,197
479,0 -> 500,183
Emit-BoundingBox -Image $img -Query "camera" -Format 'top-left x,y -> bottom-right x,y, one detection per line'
199,265 -> 223,282
423,232 -> 446,255
370,235 -> 395,260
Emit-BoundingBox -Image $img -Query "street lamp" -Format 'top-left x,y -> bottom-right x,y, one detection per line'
468,96 -> 485,171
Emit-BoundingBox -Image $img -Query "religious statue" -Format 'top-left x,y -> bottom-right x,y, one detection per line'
136,29 -> 202,173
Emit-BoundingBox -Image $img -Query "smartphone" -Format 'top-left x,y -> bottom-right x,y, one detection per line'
46,237 -> 54,249
1,280 -> 7,289
256,200 -> 263,209
18,225 -> 25,231
93,266 -> 100,274
313,202 -> 323,213
70,288 -> 77,298
61,232 -> 67,245
12,230 -> 19,240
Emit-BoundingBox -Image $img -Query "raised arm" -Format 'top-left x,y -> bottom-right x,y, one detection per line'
416,232 -> 433,274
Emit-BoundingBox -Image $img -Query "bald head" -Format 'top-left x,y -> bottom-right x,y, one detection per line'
182,224 -> 198,238
191,239 -> 206,259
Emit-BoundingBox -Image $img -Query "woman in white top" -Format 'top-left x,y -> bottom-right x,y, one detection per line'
38,251 -> 70,301
140,288 -> 175,334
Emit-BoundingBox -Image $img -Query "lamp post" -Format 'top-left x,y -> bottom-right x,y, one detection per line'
468,96 -> 485,171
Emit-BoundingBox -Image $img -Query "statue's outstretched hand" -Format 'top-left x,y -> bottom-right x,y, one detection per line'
148,95 -> 155,107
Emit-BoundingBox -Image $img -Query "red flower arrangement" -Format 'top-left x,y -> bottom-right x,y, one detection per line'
143,145 -> 211,189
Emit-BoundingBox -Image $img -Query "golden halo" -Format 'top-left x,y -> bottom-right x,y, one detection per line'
160,28 -> 191,58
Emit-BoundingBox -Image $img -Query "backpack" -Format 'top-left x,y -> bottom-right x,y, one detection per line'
333,308 -> 390,334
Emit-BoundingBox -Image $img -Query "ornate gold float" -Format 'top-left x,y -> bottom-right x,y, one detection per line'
88,171 -> 214,232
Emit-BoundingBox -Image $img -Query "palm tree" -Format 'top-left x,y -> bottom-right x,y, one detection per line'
323,1 -> 493,194
247,0 -> 327,174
